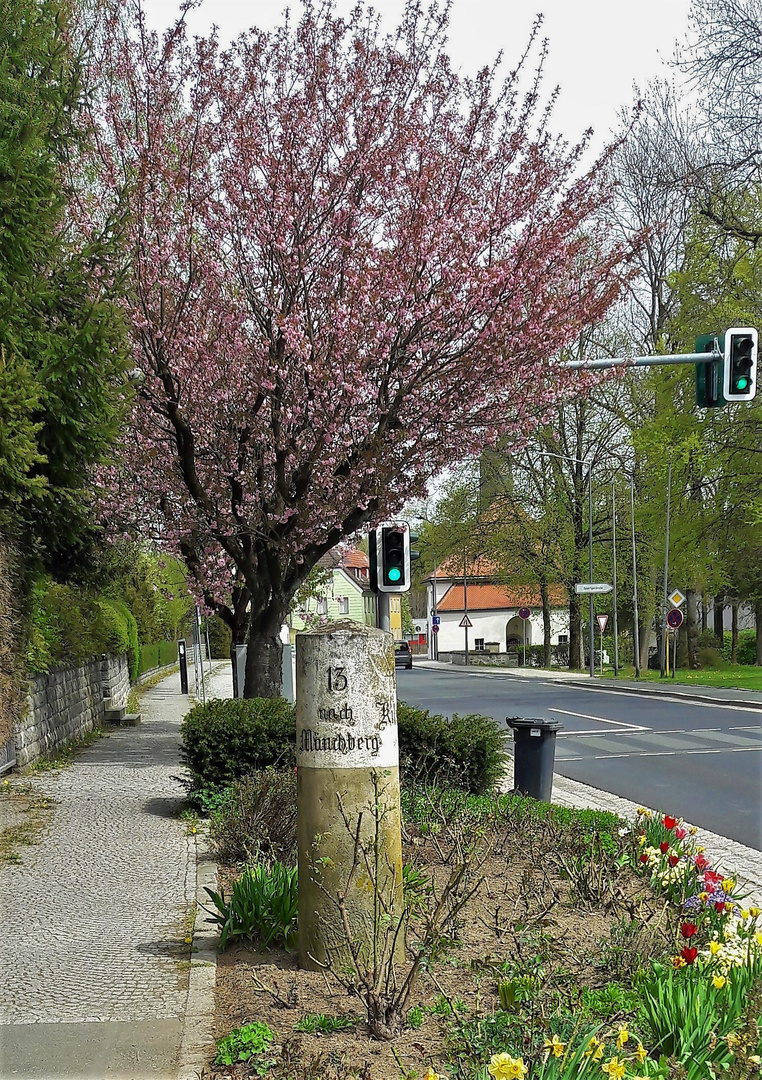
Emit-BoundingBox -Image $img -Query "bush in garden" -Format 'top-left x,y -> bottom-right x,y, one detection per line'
396,702 -> 508,793
209,769 -> 297,865
180,697 -> 295,788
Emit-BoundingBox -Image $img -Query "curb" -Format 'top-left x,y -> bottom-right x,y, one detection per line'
177,832 -> 219,1080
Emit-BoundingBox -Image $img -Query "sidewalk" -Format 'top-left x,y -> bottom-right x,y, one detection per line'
416,659 -> 762,709
0,665 -> 227,1080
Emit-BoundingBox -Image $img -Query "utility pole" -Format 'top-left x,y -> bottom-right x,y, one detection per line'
660,463 -> 672,678
612,481 -> 619,676
631,477 -> 641,679
463,548 -> 469,666
588,470 -> 595,679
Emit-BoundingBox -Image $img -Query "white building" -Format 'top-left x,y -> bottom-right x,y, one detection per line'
425,558 -> 569,658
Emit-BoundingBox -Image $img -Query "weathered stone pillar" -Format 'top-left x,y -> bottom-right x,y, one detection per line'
296,620 -> 403,971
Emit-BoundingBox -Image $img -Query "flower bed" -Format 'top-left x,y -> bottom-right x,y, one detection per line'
199,787 -> 762,1080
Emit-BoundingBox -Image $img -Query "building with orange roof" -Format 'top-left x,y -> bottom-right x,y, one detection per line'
424,557 -> 569,662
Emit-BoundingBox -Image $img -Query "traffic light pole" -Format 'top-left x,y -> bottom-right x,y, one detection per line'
377,593 -> 391,634
563,350 -> 720,371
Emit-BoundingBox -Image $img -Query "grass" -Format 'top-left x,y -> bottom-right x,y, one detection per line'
127,664 -> 180,713
600,664 -> 762,691
0,780 -> 55,865
29,726 -> 107,772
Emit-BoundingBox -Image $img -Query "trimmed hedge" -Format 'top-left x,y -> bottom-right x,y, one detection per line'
138,639 -> 177,675
397,702 -> 508,794
181,696 -> 507,795
180,697 -> 296,788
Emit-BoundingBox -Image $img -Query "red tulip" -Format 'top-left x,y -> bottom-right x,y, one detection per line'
681,922 -> 698,938
681,946 -> 698,964
695,854 -> 710,871
714,902 -> 725,913
704,869 -> 722,885
660,842 -> 670,854
674,826 -> 687,840
668,855 -> 679,867
640,853 -> 649,864
663,815 -> 677,829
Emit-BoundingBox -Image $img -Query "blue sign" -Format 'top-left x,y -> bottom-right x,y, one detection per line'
432,615 -> 440,625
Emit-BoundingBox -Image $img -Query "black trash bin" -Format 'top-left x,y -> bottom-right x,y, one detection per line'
505,717 -> 562,801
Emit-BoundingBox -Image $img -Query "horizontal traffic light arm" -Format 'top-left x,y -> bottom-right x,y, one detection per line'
563,350 -> 720,371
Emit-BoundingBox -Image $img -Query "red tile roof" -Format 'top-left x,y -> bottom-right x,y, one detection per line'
437,583 -> 567,612
342,548 -> 369,569
426,554 -> 500,580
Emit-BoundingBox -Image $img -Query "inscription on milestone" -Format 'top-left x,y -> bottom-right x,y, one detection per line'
296,663 -> 398,769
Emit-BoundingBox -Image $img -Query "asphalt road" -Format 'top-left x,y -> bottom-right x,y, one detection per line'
396,666 -> 762,850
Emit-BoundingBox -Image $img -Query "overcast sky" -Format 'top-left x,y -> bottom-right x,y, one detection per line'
142,0 -> 693,149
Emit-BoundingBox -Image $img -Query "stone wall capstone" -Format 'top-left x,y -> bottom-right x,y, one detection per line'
15,654 -> 130,769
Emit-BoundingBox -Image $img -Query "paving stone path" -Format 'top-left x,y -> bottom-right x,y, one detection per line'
0,672 -> 209,1080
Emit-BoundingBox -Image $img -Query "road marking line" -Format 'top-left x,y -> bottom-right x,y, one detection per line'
573,747 -> 762,760
552,708 -> 649,731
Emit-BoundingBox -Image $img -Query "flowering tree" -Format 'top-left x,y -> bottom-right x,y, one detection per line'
83,1 -> 632,697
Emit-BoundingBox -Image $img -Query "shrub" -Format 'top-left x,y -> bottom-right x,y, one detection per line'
209,769 -> 297,865
137,639 -> 177,675
204,860 -> 298,951
397,703 -> 508,793
722,629 -> 757,666
180,697 -> 295,788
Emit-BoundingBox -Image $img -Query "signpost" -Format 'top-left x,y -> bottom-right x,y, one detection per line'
595,614 -> 608,675
667,608 -> 683,680
575,583 -> 613,595
518,607 -> 530,666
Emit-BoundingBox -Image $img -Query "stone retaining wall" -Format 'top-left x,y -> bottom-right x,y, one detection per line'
15,654 -> 130,769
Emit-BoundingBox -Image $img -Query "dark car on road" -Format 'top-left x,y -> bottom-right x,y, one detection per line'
394,641 -> 413,669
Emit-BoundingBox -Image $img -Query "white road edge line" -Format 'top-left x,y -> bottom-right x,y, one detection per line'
552,708 -> 649,731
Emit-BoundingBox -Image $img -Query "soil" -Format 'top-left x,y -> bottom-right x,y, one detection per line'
204,816 -> 668,1080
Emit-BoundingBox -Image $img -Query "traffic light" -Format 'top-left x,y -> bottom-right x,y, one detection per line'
369,524 -> 411,593
695,333 -> 724,409
724,327 -> 757,402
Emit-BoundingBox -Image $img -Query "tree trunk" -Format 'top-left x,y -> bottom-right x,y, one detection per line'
569,589 -> 582,669
713,594 -> 724,647
756,600 -> 762,666
244,599 -> 289,698
731,602 -> 738,665
686,588 -> 700,670
700,594 -> 707,635
540,578 -> 551,667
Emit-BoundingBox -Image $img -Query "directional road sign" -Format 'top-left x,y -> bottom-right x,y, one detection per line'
667,609 -> 684,629
459,614 -> 473,628
432,615 -> 440,625
575,582 -> 613,595
596,614 -> 609,633
518,607 -> 531,620
669,589 -> 686,608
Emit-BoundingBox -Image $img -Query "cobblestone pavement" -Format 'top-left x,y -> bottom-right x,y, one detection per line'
0,668 -> 226,1079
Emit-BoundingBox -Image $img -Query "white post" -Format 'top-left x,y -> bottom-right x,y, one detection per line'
296,621 -> 403,971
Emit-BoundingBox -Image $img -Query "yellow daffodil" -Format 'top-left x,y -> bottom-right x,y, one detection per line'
633,1043 -> 648,1065
750,907 -> 761,918
721,878 -> 736,893
712,974 -> 727,989
637,835 -> 647,846
671,955 -> 686,968
689,826 -> 697,835
755,931 -> 762,946
637,807 -> 646,814
602,1056 -> 626,1080
697,846 -> 705,853
487,1053 -> 528,1080
543,1035 -> 565,1059
423,1070 -> 439,1080
740,909 -> 750,919
616,1027 -> 629,1051
699,891 -> 709,903
585,1037 -> 604,1061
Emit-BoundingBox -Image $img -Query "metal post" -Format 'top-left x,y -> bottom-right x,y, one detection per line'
196,606 -> 206,705
205,619 -> 213,678
377,593 -> 391,634
523,617 -> 526,667
660,463 -> 672,679
463,549 -> 469,666
612,481 -> 619,676
589,470 -> 595,678
630,478 -> 641,679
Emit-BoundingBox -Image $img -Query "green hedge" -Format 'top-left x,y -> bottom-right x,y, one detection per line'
138,639 -> 177,675
396,702 -> 508,794
180,698 -> 296,788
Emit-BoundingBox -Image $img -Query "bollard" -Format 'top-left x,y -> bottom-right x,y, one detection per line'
505,717 -> 562,802
178,639 -> 188,694
296,621 -> 403,972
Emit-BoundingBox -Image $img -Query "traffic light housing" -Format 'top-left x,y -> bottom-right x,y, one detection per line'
695,333 -> 724,408
724,327 -> 757,402
368,524 -> 411,593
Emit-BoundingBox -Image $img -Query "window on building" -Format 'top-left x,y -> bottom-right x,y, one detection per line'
338,597 -> 349,615
475,638 -> 485,651
558,633 -> 569,644
317,598 -> 328,615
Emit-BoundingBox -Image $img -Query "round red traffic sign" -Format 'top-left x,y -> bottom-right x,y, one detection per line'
518,607 -> 531,620
431,625 -> 439,634
667,609 -> 683,629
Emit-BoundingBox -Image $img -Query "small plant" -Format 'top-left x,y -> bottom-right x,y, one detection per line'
293,1013 -> 355,1034
209,768 -> 297,865
402,863 -> 431,910
406,1005 -> 424,1029
204,860 -> 298,950
213,1021 -> 276,1069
